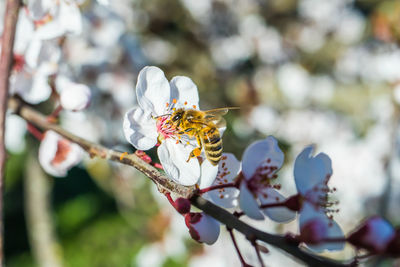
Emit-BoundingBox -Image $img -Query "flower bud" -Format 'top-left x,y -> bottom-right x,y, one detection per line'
347,216 -> 395,253
184,212 -> 220,245
174,197 -> 191,214
57,76 -> 91,111
60,83 -> 91,111
39,130 -> 83,177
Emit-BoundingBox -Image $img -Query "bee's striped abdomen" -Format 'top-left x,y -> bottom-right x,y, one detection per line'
202,127 -> 222,166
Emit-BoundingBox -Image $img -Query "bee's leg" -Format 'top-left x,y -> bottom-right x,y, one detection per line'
187,135 -> 202,162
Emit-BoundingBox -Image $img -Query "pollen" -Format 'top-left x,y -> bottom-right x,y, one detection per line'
172,98 -> 177,104
119,152 -> 128,161
193,148 -> 202,157
166,102 -> 169,107
184,101 -> 188,105
192,105 -> 197,109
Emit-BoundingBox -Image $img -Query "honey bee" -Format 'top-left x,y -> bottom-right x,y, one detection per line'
167,107 -> 238,166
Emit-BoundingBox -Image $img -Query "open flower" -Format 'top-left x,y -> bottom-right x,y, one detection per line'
124,66 -> 217,186
39,130 -> 83,177
293,146 -> 344,252
28,0 -> 82,40
10,39 -> 61,104
238,136 -> 296,222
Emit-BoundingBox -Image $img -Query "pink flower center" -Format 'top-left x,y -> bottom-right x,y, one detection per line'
246,158 -> 279,194
156,116 -> 176,139
303,174 -> 339,217
51,139 -> 71,166
13,54 -> 25,72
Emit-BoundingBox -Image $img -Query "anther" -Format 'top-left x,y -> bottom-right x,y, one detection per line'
119,152 -> 128,161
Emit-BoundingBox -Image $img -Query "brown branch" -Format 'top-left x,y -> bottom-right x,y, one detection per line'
0,0 -> 21,264
9,97 -> 349,267
8,97 -> 195,198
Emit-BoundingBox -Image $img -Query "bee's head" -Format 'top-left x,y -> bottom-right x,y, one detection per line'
170,109 -> 185,124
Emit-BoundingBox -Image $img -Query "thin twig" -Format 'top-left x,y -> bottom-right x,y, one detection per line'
252,240 -> 265,267
9,97 -> 349,267
0,0 -> 21,264
227,227 -> 250,267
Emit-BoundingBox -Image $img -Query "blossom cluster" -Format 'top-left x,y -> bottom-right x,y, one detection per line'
123,66 -> 400,261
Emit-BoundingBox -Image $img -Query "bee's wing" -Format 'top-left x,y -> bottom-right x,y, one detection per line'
204,107 -> 238,129
203,107 -> 239,120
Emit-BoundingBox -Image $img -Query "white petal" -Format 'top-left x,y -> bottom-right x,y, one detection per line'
11,70 -> 52,104
59,1 -> 82,35
39,130 -> 83,177
5,115 -> 27,153
294,146 -> 332,196
25,38 -> 42,69
239,183 -> 264,220
299,202 -> 322,227
188,213 -> 220,245
123,107 -> 158,150
206,153 -> 241,208
27,0 -> 54,20
34,21 -> 65,40
136,66 -> 171,115
259,188 -> 296,223
59,80 -> 91,111
157,139 -> 200,186
242,136 -> 284,180
198,160 -> 218,189
14,12 -> 34,55
169,76 -> 200,109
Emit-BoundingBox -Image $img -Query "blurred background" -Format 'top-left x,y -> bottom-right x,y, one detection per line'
2,0 -> 400,266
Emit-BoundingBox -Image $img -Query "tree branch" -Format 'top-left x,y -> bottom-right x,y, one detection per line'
0,0 -> 21,263
8,97 -> 349,267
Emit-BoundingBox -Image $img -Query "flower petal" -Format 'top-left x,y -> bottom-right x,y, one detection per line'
242,136 -> 284,180
185,213 -> 220,245
259,188 -> 296,223
39,130 -> 83,177
58,77 -> 91,111
123,107 -> 157,150
198,160 -> 218,189
59,0 -> 82,35
157,139 -> 200,186
294,146 -> 332,196
299,202 -> 344,252
205,153 -> 241,208
11,70 -> 52,104
170,76 -> 200,109
136,66 -> 171,115
239,183 -> 264,220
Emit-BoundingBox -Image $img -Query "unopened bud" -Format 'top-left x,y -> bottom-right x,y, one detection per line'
347,216 -> 395,253
184,212 -> 220,245
174,198 -> 191,214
